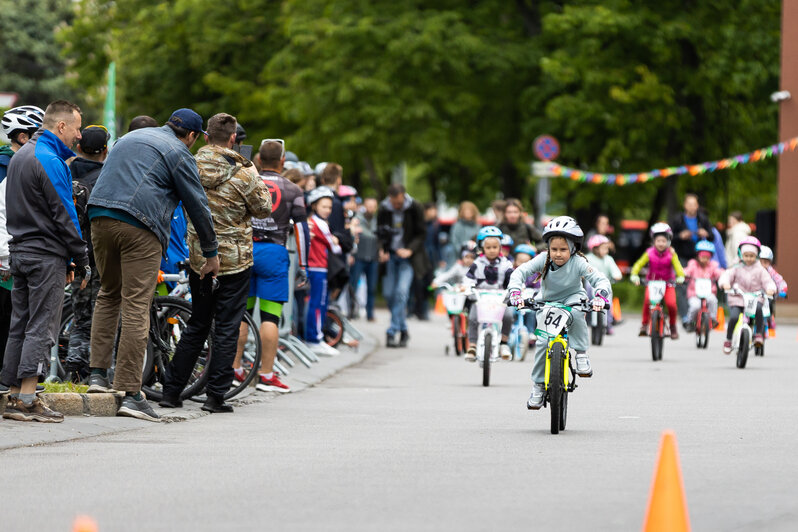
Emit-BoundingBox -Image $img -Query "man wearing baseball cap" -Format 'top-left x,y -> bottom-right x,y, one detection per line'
63,125 -> 110,378
85,107 -> 218,421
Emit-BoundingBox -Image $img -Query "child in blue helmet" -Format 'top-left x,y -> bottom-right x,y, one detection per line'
683,240 -> 724,332
508,216 -> 611,410
463,226 -> 515,362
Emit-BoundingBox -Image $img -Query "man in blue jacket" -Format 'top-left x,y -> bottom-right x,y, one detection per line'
0,100 -> 89,423
86,108 -> 219,422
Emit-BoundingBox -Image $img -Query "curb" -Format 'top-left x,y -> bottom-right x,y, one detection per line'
0,393 -> 120,417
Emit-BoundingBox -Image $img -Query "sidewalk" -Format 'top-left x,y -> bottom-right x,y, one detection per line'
0,316 -> 382,451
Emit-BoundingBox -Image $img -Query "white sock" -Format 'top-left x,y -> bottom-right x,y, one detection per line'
261,372 -> 274,380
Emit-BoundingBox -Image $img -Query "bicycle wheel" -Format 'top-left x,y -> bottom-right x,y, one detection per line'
700,315 -> 711,349
549,342 -> 565,435
650,311 -> 663,361
450,315 -> 461,356
482,333 -> 491,387
559,382 -> 568,431
324,309 -> 344,347
224,311 -> 262,400
737,329 -> 749,369
142,297 -> 209,401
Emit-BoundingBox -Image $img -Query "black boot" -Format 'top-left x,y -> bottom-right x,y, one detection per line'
201,395 -> 233,413
386,333 -> 399,348
158,394 -> 183,409
399,330 -> 409,347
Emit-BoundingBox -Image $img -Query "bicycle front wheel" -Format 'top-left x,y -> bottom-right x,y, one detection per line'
549,342 -> 565,434
737,329 -> 749,369
482,333 -> 491,387
650,311 -> 663,361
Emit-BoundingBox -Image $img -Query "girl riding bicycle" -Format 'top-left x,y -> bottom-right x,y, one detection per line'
718,237 -> 776,353
508,217 -> 610,410
463,226 -> 515,362
630,223 -> 685,339
683,240 -> 724,331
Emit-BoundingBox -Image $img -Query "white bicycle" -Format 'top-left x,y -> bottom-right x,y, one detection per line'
466,288 -> 509,387
728,286 -> 771,369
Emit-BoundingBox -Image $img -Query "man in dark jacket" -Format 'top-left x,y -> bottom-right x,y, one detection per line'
0,100 -> 89,423
669,193 -> 713,325
377,184 -> 431,347
86,108 -> 219,422
64,125 -> 109,378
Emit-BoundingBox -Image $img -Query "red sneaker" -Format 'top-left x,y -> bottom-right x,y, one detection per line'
723,341 -> 732,354
256,374 -> 291,393
231,367 -> 246,387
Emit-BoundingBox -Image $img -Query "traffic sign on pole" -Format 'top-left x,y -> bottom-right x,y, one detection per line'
533,135 -> 560,161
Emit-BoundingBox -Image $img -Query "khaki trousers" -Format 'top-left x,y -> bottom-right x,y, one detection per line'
89,217 -> 161,392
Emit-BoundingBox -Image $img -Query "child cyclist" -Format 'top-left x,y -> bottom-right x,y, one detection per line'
683,240 -> 724,331
630,223 -> 685,339
508,217 -> 611,410
430,242 -> 477,289
718,237 -> 776,353
463,226 -> 515,362
759,245 -> 788,332
585,235 -> 622,334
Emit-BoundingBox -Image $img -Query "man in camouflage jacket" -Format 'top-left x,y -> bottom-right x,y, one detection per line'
162,113 -> 272,413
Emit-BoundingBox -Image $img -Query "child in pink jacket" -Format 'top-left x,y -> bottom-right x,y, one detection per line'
684,240 -> 724,330
718,237 -> 776,353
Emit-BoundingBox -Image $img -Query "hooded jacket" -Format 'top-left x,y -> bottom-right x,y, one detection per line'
719,261 -> 776,308
5,130 -> 87,266
187,144 -> 272,276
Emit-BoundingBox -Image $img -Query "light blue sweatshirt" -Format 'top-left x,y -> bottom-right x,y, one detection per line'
508,252 -> 611,304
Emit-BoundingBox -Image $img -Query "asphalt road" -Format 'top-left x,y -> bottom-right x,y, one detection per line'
1,312 -> 797,531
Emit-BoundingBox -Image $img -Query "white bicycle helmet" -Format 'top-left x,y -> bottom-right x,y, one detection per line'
2,105 -> 44,138
649,222 -> 673,242
542,216 -> 584,251
306,185 -> 335,206
314,161 -> 328,176
760,245 -> 774,262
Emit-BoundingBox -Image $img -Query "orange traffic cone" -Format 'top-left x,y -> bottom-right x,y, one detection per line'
434,294 -> 446,315
73,516 -> 98,532
714,308 -> 725,331
612,297 -> 623,322
768,327 -> 776,338
643,431 -> 690,532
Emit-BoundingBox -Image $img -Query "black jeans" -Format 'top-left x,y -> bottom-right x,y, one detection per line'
164,268 -> 250,400
0,287 -> 12,372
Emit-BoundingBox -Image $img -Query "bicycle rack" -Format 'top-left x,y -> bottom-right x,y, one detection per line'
276,228 -> 318,367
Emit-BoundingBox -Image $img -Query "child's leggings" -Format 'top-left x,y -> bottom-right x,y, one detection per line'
468,306 -> 514,344
642,285 -> 677,328
726,304 -> 764,340
305,270 -> 329,344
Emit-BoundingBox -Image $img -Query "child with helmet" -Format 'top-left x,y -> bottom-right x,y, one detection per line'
508,216 -> 611,410
512,243 -> 539,346
759,245 -> 788,333
682,240 -> 724,332
462,226 -> 515,362
304,186 -> 342,355
630,222 -> 685,339
585,235 -> 622,334
718,237 -> 776,353
431,242 -> 477,288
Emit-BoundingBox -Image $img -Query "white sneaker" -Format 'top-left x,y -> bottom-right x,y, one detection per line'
309,342 -> 340,357
575,352 -> 593,377
499,343 -> 512,361
527,383 -> 545,410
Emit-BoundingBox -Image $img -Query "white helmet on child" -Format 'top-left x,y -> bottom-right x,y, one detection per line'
306,185 -> 335,206
760,245 -> 774,262
542,216 -> 584,251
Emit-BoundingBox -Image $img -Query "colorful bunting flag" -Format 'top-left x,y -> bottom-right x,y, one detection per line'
548,137 -> 796,185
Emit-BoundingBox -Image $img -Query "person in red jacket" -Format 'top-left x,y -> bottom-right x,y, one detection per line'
305,186 -> 342,356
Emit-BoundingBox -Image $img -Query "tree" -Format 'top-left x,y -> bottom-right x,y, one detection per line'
0,0 -> 74,108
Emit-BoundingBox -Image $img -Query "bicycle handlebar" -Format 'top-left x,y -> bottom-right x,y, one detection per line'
510,298 -> 610,312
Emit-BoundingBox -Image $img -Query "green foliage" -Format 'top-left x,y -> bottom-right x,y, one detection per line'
0,0 -> 74,107
55,0 -> 781,223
